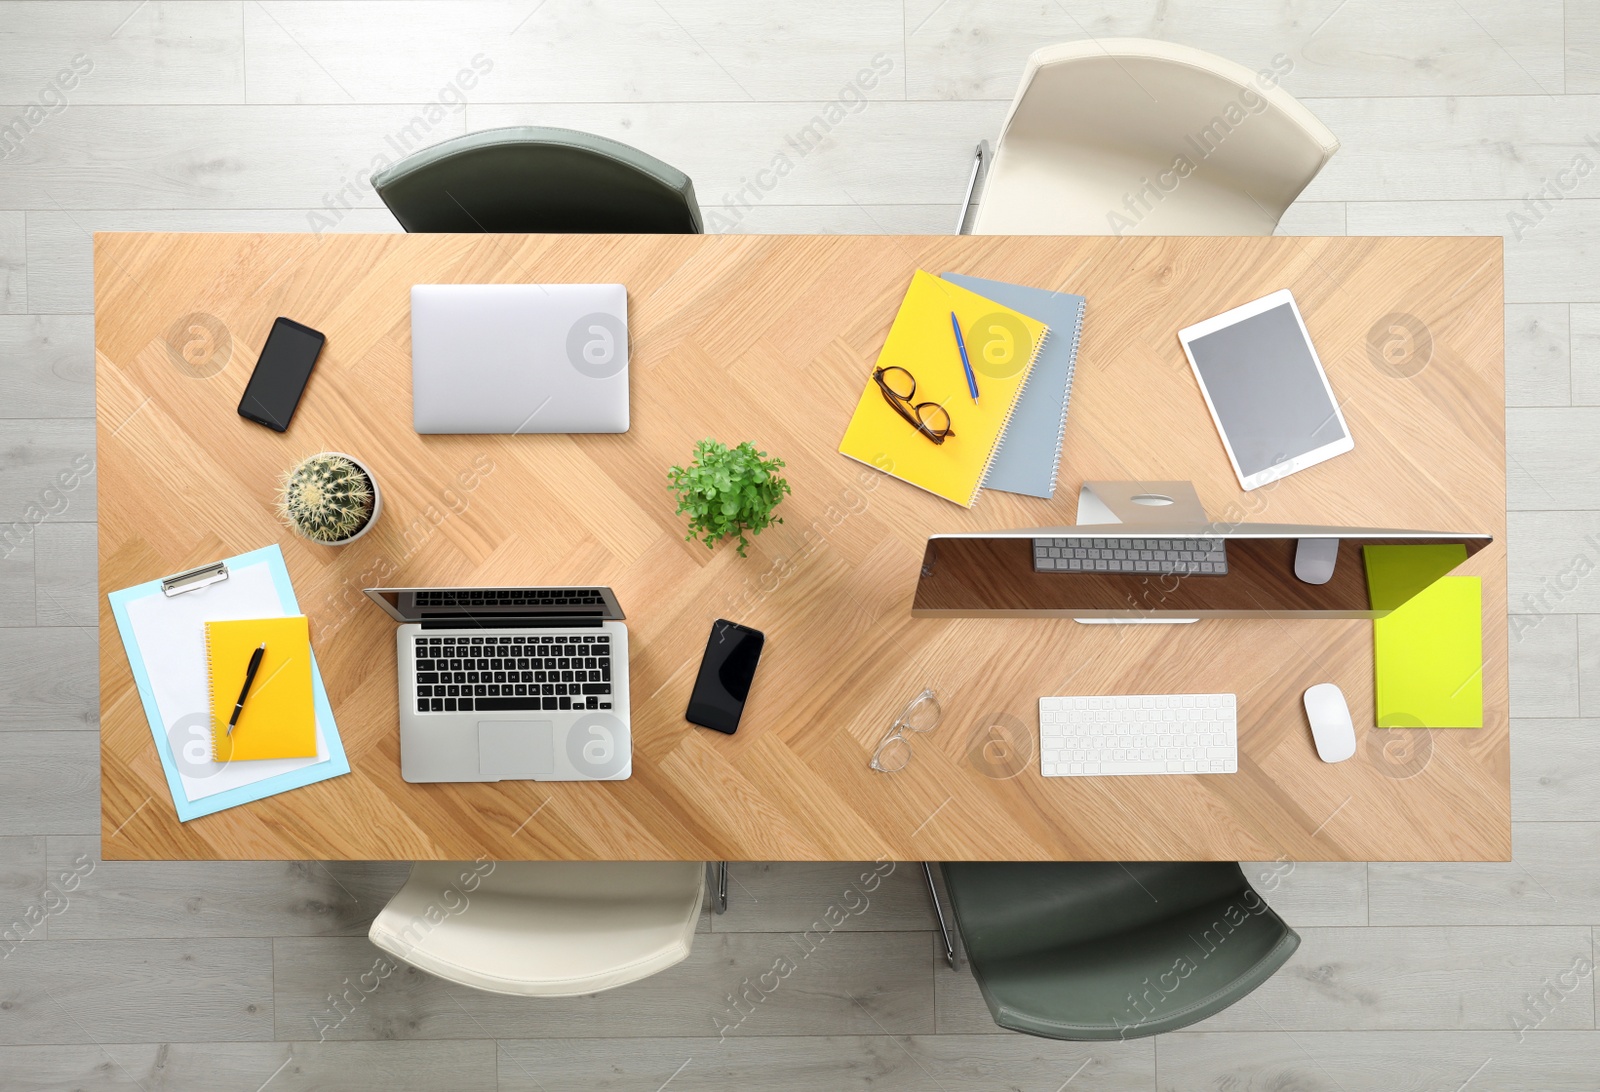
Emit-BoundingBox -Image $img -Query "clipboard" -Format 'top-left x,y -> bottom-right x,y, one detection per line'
107,544 -> 350,822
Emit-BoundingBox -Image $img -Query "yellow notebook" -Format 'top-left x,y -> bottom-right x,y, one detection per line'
1372,576 -> 1483,729
206,615 -> 318,762
839,270 -> 1049,507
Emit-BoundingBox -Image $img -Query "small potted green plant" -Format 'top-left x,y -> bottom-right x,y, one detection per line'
277,452 -> 382,545
668,439 -> 791,557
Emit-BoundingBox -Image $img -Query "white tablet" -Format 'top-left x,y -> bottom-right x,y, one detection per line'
1178,289 -> 1352,491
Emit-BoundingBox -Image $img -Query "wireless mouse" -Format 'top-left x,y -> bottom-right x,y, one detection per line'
1303,682 -> 1357,762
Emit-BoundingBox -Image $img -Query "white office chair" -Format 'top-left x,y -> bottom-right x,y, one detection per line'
958,39 -> 1338,236
369,861 -> 714,997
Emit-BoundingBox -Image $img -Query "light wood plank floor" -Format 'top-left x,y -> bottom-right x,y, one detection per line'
1,1 -> 1595,1088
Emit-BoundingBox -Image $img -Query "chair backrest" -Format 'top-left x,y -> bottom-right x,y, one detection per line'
974,39 -> 1337,234
940,860 -> 1300,1038
944,860 -> 1250,962
368,860 -> 706,997
373,126 -> 703,234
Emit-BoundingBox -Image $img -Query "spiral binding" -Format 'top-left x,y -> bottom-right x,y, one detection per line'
1045,298 -> 1086,497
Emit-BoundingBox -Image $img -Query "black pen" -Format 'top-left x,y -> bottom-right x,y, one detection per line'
228,643 -> 266,736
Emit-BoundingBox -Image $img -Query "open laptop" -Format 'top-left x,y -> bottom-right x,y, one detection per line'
364,586 -> 631,783
410,283 -> 629,434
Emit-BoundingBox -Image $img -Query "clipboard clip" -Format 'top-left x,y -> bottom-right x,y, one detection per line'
161,561 -> 229,597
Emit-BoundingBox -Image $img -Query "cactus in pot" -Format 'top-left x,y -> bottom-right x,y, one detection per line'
277,452 -> 381,545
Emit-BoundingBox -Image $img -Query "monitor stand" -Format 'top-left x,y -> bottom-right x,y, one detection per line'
1073,481 -> 1205,625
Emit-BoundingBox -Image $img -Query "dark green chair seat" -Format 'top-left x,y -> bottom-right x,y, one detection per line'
372,126 -> 702,234
940,861 -> 1298,1039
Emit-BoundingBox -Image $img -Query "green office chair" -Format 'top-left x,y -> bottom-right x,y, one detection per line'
372,126 -> 703,234
932,861 -> 1298,1039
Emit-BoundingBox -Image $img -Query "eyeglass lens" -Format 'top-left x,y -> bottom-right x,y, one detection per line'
880,367 -> 915,399
898,690 -> 942,733
872,735 -> 913,772
914,403 -> 951,435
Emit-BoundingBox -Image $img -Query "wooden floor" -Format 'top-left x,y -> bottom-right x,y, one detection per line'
1,1 -> 1596,1088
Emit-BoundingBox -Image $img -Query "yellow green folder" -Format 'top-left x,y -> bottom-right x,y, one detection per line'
839,270 -> 1049,507
1363,543 -> 1468,611
1372,576 -> 1483,729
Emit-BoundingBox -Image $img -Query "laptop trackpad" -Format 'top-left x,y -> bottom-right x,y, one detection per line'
478,721 -> 555,780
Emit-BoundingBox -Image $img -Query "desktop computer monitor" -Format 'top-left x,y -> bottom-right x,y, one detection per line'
910,482 -> 1491,620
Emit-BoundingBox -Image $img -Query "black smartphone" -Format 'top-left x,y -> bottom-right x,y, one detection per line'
686,619 -> 765,735
237,316 -> 325,431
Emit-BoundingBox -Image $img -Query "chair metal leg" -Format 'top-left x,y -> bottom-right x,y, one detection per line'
714,861 -> 729,914
923,861 -> 957,969
954,140 -> 990,235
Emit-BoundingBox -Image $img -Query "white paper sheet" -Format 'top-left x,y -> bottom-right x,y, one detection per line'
125,560 -> 332,802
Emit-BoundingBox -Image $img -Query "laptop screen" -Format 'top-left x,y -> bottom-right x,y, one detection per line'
364,587 -> 623,623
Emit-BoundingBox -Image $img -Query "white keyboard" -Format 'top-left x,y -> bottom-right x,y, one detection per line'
1032,536 -> 1228,575
1039,694 -> 1238,777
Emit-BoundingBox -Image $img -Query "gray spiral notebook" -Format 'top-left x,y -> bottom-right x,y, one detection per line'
942,273 -> 1086,499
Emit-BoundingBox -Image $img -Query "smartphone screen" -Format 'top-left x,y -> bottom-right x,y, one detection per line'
237,317 -> 325,431
686,619 -> 764,735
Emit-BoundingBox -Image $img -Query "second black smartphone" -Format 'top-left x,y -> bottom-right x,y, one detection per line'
237,316 -> 325,432
686,619 -> 765,735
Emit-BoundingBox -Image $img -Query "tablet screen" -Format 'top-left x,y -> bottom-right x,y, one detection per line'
1186,303 -> 1346,478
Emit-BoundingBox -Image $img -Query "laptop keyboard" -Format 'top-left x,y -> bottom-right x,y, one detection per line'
412,634 -> 612,714
1032,536 -> 1229,575
413,589 -> 604,608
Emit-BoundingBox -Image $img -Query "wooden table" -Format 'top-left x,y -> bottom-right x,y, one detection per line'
96,233 -> 1507,862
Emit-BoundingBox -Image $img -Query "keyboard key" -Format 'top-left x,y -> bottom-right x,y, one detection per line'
475,696 -> 544,711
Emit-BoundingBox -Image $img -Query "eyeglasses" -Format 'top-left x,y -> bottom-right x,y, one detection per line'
874,367 -> 954,444
871,689 -> 943,772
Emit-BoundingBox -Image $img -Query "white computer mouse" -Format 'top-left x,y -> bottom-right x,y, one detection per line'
1303,683 -> 1357,762
1294,538 -> 1340,585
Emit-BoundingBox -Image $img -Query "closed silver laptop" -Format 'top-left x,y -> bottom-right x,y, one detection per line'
410,283 -> 629,434
364,586 -> 631,783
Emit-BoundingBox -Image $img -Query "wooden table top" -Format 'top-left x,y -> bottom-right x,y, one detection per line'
95,232 -> 1507,862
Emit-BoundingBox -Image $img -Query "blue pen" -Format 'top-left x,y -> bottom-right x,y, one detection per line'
950,312 -> 979,402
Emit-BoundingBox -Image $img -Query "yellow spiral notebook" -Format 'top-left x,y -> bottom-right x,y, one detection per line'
206,615 -> 318,763
839,270 -> 1049,507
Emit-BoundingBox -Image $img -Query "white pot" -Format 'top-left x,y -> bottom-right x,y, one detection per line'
293,451 -> 382,546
